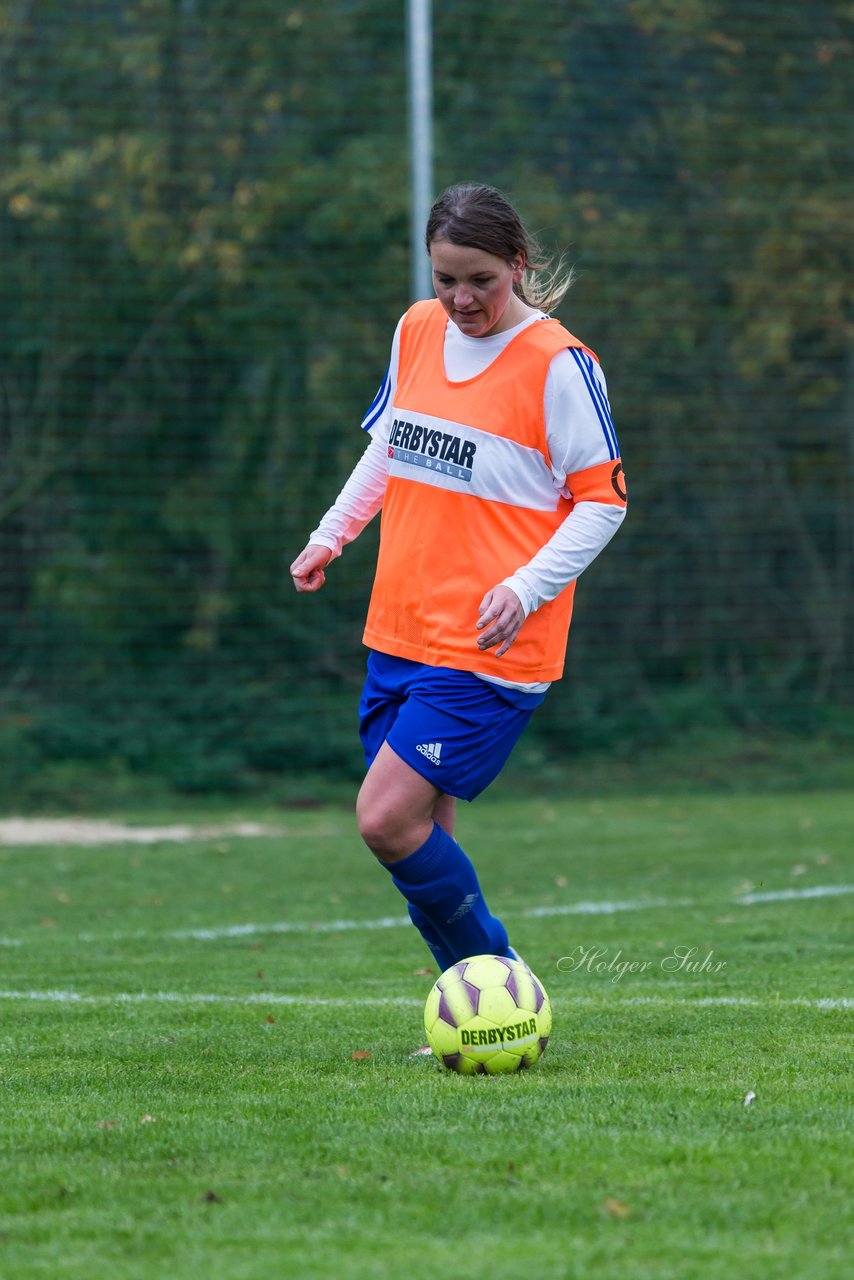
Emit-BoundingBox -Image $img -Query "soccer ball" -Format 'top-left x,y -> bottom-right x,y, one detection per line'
424,954 -> 552,1075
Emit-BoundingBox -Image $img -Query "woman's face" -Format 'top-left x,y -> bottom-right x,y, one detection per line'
429,238 -> 525,338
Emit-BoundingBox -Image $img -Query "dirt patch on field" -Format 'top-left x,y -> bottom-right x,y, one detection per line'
0,819 -> 287,846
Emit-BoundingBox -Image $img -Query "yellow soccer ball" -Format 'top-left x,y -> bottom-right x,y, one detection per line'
424,954 -> 552,1075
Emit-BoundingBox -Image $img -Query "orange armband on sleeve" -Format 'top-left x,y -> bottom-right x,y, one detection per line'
566,457 -> 627,507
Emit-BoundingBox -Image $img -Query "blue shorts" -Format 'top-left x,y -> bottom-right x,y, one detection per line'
358,651 -> 545,802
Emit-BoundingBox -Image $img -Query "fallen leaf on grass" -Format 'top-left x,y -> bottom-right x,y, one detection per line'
97,1120 -> 120,1130
351,1050 -> 372,1061
140,1113 -> 156,1124
604,1197 -> 631,1219
265,1015 -> 276,1024
413,967 -> 434,976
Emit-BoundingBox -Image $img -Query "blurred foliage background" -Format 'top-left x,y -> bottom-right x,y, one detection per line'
1,0 -> 852,806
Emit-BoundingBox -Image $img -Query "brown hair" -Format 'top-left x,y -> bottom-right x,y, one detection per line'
425,183 -> 575,312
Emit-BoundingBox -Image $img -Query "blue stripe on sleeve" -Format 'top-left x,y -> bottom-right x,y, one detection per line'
581,352 -> 620,453
361,366 -> 391,433
569,348 -> 619,460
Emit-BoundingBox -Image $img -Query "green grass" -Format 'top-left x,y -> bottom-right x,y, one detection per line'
0,791 -> 851,1279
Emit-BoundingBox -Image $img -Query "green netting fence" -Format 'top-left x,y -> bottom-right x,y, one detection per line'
1,1 -> 851,800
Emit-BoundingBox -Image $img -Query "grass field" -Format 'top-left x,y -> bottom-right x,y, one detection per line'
1,790 -> 851,1279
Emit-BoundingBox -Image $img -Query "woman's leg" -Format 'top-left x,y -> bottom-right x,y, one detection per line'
356,742 -> 456,969
357,742 -> 509,964
356,740 -> 443,863
407,792 -> 458,970
434,792 -> 456,838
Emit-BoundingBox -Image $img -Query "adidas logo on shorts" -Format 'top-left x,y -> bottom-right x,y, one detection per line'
416,741 -> 443,766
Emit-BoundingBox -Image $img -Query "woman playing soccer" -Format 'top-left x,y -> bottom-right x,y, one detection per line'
291,183 -> 627,974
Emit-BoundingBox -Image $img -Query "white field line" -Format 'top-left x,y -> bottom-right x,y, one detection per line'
1,884 -> 852,950
159,883 -> 854,941
127,883 -> 854,942
735,884 -> 854,904
164,897 -> 676,942
167,915 -> 410,941
0,989 -> 850,1011
0,989 -> 421,1008
524,897 -> 674,918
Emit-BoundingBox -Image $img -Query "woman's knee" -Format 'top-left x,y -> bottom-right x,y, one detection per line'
355,787 -> 390,854
356,785 -> 430,861
357,743 -> 442,860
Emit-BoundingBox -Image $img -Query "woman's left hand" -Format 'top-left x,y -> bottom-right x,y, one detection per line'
476,586 -> 526,657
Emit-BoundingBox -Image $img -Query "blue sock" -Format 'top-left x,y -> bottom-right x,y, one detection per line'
386,823 -> 509,965
407,903 -> 457,973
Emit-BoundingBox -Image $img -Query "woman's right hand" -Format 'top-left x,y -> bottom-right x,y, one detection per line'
289,543 -> 333,593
